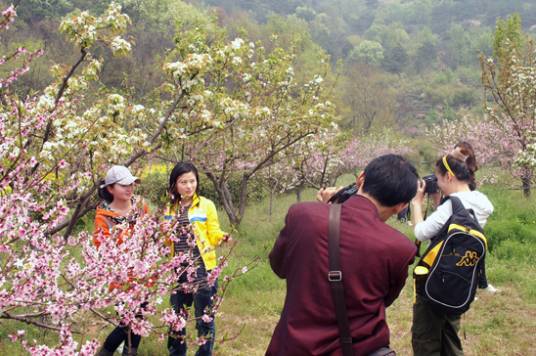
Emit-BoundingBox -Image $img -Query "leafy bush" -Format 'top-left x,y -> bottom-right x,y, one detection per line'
200,174 -> 268,206
137,170 -> 170,207
485,221 -> 536,252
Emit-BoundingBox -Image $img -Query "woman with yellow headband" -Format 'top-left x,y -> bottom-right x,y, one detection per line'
410,142 -> 494,356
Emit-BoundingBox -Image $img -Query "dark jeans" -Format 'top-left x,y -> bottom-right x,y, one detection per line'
168,282 -> 217,356
412,294 -> 463,356
102,302 -> 147,354
102,326 -> 141,353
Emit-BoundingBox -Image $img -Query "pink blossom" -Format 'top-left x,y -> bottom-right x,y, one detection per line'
201,314 -> 213,323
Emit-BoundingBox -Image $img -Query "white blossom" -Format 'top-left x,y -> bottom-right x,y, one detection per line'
231,38 -> 244,50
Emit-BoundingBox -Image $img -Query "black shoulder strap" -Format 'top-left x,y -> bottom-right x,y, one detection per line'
448,195 -> 465,215
448,195 -> 481,226
328,203 -> 354,356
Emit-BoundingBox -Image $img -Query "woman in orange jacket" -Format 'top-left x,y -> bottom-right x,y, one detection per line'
94,165 -> 147,356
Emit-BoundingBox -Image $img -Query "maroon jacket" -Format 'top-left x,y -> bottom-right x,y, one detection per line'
266,195 -> 416,356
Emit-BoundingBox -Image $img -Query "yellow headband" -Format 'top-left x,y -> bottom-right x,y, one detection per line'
442,155 -> 455,177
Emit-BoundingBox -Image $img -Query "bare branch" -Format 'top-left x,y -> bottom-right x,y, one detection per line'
0,312 -> 62,332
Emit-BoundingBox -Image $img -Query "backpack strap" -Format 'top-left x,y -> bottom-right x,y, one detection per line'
328,203 -> 354,356
447,195 -> 465,215
447,195 -> 483,230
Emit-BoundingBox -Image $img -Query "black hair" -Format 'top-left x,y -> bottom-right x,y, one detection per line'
435,144 -> 477,189
451,141 -> 478,190
168,162 -> 200,204
97,180 -> 115,204
362,154 -> 419,206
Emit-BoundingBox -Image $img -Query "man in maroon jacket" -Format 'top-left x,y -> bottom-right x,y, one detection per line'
267,154 -> 419,356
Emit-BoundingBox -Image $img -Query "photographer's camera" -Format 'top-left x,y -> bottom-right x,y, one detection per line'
423,174 -> 438,194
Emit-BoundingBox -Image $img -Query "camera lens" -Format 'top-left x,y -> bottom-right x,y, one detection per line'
423,174 -> 438,194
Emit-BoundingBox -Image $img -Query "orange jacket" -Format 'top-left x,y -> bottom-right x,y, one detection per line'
92,198 -> 149,248
92,198 -> 151,290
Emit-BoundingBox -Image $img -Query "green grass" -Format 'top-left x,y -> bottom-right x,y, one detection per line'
1,184 -> 536,355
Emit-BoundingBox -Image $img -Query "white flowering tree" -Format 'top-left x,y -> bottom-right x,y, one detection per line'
15,3 -> 224,238
480,14 -> 536,196
161,30 -> 336,226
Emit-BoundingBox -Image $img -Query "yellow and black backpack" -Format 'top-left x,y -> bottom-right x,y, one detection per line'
414,196 -> 487,315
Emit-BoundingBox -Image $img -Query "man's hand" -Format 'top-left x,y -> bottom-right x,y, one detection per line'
316,187 -> 341,203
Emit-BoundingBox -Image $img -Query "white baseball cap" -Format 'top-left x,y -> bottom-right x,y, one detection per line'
100,165 -> 140,188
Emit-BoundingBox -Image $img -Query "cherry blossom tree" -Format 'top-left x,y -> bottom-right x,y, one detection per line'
0,5 -> 252,354
427,115 -> 517,168
259,127 -> 414,209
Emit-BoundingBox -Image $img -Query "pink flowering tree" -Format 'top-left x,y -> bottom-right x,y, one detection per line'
338,130 -> 414,174
262,128 -> 345,195
0,4 -> 254,354
257,127 -> 344,212
259,127 -> 415,209
427,115 -> 518,184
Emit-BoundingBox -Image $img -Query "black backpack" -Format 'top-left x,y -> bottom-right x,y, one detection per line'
414,196 -> 488,315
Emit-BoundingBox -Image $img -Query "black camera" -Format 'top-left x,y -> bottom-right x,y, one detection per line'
328,183 -> 358,204
423,174 -> 438,194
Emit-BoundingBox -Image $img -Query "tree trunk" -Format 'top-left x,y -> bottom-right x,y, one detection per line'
521,166 -> 532,197
221,182 -> 241,226
296,186 -> 303,202
205,172 -> 241,226
269,187 -> 274,219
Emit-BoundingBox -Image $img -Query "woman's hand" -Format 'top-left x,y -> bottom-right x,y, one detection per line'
411,179 -> 426,207
411,179 -> 426,226
316,187 -> 341,203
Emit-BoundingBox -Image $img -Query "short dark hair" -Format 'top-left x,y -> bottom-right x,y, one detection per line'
362,154 -> 419,206
97,180 -> 114,203
168,162 -> 200,204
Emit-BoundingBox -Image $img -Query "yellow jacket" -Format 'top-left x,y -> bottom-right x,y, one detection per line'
165,194 -> 226,270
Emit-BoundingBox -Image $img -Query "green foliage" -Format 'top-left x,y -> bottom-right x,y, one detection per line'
198,174 -> 268,207
6,0 -> 536,136
349,40 -> 384,65
483,188 -> 536,252
137,169 -> 170,207
493,13 -> 523,61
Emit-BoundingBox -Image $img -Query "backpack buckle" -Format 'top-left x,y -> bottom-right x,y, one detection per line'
328,270 -> 342,282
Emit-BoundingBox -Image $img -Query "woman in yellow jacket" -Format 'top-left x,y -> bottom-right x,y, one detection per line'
165,162 -> 227,356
